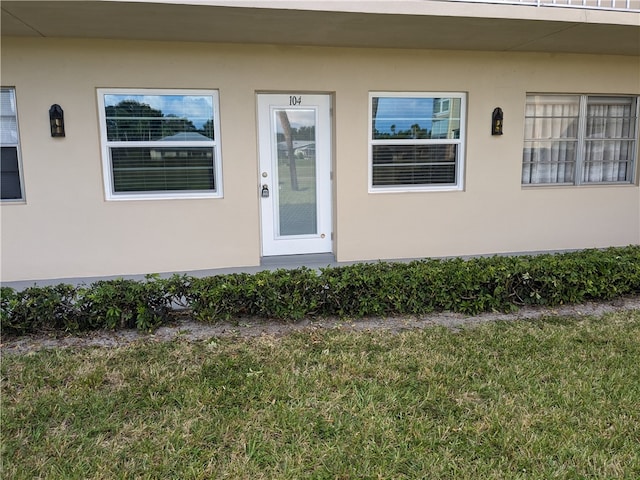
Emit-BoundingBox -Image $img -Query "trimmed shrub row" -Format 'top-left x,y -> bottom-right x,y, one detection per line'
2,246 -> 639,335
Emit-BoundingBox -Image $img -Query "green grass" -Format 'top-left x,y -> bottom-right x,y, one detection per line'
3,311 -> 640,479
278,156 -> 316,205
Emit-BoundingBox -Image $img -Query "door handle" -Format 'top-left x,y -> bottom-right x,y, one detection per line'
261,184 -> 270,198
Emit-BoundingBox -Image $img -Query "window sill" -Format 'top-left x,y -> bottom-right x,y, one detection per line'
521,182 -> 636,189
369,185 -> 463,194
105,192 -> 223,201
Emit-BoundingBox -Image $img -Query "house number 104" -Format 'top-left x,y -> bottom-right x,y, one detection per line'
289,96 -> 302,106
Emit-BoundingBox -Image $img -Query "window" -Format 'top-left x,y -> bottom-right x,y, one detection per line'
97,89 -> 223,200
522,94 -> 638,186
434,98 -> 450,115
369,92 -> 465,192
1,87 -> 24,201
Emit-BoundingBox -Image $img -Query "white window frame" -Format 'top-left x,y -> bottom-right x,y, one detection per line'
522,93 -> 639,187
1,87 -> 25,202
97,88 -> 223,201
368,92 -> 466,193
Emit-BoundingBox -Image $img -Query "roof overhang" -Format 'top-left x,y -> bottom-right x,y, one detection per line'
2,0 -> 639,55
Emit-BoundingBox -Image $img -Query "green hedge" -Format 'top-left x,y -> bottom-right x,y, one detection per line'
2,246 -> 639,335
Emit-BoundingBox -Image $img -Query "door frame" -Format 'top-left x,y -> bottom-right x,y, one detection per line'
257,92 -> 333,257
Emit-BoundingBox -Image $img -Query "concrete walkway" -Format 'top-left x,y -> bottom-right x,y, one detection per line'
2,253 -> 358,290
2,249 -> 562,291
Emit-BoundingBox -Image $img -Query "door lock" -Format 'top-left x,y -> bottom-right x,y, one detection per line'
261,184 -> 270,198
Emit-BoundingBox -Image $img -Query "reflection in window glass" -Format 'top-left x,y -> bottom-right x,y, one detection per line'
104,94 -> 215,141
274,109 -> 318,236
369,93 -> 465,190
99,90 -> 222,199
372,97 -> 461,140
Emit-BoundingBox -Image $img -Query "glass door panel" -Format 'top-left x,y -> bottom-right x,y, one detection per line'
274,108 -> 318,236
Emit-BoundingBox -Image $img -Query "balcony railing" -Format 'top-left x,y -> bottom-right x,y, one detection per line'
442,0 -> 639,12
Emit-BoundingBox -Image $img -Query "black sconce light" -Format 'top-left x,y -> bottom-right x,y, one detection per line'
49,104 -> 65,137
491,107 -> 503,136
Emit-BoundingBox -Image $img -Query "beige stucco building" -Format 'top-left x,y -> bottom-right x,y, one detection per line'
1,0 -> 639,282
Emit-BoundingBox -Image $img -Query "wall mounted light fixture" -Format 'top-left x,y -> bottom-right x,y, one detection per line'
49,104 -> 65,137
491,107 -> 503,136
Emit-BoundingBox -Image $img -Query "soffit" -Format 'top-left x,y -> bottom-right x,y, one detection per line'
1,1 -> 638,55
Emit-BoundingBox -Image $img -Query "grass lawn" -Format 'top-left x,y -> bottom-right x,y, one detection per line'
2,310 -> 640,479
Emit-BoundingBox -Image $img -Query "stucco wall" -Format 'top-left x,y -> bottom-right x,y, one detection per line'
1,37 -> 638,281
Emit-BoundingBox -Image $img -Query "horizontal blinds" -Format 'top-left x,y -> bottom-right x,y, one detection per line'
102,92 -> 219,195
0,88 -> 22,200
372,144 -> 457,186
523,94 -> 638,184
0,88 -> 18,145
111,147 -> 215,193
370,93 -> 464,189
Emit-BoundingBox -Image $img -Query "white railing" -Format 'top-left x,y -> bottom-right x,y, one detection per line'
442,0 -> 640,12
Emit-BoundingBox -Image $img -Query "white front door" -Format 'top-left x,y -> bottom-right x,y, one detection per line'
258,94 -> 332,256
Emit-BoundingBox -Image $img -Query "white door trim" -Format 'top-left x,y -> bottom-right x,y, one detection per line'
257,93 -> 332,256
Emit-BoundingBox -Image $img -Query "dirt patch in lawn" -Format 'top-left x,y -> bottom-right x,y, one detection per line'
3,295 -> 640,355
